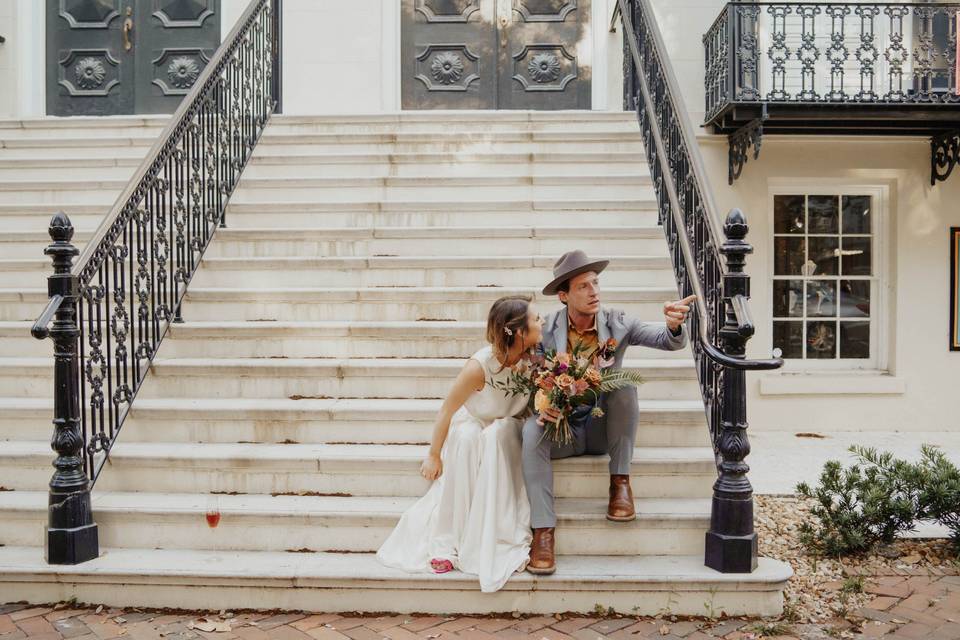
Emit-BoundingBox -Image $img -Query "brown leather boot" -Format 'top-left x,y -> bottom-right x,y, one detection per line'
607,474 -> 636,522
527,527 -> 556,575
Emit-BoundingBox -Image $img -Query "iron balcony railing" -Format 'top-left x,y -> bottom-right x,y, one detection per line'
705,2 -> 960,122
30,0 -> 282,564
613,0 -> 783,573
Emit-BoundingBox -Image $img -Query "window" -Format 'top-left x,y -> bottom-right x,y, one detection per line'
771,190 -> 882,368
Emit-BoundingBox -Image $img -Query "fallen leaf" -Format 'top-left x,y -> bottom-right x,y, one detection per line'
659,625 -> 670,636
890,618 -> 908,624
902,554 -> 922,564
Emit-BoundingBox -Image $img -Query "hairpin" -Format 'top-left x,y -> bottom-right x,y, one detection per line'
504,327 -> 514,336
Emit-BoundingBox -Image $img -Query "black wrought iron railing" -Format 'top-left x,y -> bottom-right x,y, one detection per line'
706,2 -> 960,121
30,0 -> 281,565
613,0 -> 783,573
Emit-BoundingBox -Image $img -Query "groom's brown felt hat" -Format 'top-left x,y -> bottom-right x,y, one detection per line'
542,250 -> 610,296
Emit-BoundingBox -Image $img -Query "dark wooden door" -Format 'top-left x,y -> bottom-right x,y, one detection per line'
401,0 -> 591,110
47,0 -> 221,116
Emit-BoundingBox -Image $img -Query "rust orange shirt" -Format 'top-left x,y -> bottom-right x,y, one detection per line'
566,314 -> 600,360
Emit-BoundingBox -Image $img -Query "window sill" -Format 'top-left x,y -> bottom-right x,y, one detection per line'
759,373 -> 906,396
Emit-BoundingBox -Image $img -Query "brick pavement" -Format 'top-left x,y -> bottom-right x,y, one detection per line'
2,574 -> 959,640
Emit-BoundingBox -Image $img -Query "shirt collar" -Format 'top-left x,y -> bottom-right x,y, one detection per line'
567,312 -> 598,335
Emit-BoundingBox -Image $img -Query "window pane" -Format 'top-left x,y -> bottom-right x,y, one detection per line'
808,195 -> 839,234
841,237 -> 872,276
773,321 -> 803,358
774,236 -> 805,275
808,236 -> 840,276
842,195 -> 872,234
806,321 -> 837,358
773,280 -> 804,317
839,280 -> 870,318
806,280 -> 837,317
839,321 -> 870,359
774,195 -> 805,234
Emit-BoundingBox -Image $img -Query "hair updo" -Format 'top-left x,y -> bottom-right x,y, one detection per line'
486,295 -> 533,368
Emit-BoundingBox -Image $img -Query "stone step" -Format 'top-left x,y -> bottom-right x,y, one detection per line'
0,491 -> 711,556
0,545 -> 791,615
0,286 -> 680,322
0,134 -> 158,150
187,255 -> 675,289
126,358 -> 699,401
0,320 -> 690,360
198,226 -> 669,258
254,140 -> 645,156
0,159 -> 140,181
0,115 -> 168,131
0,396 -> 708,447
0,441 -> 718,498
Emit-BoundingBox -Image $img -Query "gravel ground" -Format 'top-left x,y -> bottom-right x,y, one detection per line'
754,494 -> 960,636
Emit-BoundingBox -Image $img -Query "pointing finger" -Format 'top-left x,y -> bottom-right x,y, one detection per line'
679,294 -> 698,305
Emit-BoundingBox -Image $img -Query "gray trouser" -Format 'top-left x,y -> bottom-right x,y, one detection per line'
521,386 -> 639,529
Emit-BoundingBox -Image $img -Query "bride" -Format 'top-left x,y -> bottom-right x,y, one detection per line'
376,295 -> 543,592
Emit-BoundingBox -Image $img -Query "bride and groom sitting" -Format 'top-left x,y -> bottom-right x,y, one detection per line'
376,250 -> 694,592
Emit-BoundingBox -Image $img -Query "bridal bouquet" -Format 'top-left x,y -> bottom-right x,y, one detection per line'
492,339 -> 644,445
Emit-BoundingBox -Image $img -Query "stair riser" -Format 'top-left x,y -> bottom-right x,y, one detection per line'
0,580 -> 785,617
0,459 -> 716,498
0,412 -> 709,448
0,511 -> 707,556
188,266 -> 675,289
0,214 -> 106,231
0,167 -> 136,182
202,235 -> 669,258
241,162 -> 649,179
229,184 -> 653,204
133,372 -> 699,401
175,299 -> 675,322
0,297 -> 676,323
255,142 -> 646,155
262,122 -> 639,135
222,210 -> 660,228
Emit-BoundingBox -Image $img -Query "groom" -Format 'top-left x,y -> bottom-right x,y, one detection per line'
522,250 -> 695,575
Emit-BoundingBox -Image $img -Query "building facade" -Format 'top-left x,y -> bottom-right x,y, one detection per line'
1,0 -> 957,433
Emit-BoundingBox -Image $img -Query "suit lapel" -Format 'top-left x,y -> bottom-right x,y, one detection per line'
551,311 -> 567,355
597,306 -> 611,346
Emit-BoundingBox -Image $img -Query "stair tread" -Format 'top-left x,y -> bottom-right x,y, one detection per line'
0,546 -> 791,588
0,491 -> 712,521
1,440 -> 716,466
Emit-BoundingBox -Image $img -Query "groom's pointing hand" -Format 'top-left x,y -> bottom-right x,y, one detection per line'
663,294 -> 696,332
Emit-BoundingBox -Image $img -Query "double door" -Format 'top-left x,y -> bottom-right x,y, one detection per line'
46,0 -> 221,116
401,0 -> 591,110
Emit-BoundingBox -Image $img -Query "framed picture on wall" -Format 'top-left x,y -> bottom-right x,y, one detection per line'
952,227 -> 960,351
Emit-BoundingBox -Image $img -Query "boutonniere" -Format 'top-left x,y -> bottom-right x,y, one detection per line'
595,338 -> 618,369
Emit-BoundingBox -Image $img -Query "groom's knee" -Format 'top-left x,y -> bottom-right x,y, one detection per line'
521,417 -> 549,454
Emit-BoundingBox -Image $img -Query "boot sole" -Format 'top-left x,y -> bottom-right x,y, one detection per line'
606,513 -> 637,522
526,565 -> 556,575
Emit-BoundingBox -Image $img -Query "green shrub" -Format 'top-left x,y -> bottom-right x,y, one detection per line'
913,445 -> 960,554
796,446 -> 919,556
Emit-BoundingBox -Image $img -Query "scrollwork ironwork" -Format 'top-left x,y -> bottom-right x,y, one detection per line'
932,130 -> 960,184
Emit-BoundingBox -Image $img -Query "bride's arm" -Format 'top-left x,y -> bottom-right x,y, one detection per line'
420,359 -> 485,481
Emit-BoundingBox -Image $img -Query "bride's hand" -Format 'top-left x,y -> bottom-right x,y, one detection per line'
537,406 -> 562,426
420,454 -> 443,481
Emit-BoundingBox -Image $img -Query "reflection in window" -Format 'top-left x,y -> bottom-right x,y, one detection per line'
773,194 -> 874,361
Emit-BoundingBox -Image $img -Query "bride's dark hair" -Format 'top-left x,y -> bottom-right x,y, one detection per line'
486,295 -> 533,371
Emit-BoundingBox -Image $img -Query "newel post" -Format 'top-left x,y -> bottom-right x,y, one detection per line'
704,208 -> 758,573
34,212 -> 99,564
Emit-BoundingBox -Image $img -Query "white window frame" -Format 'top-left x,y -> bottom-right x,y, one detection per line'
767,181 -> 890,373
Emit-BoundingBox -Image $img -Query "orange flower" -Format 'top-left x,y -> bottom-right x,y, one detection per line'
538,374 -> 556,390
584,367 -> 602,386
555,374 -> 574,389
573,379 -> 589,395
534,389 -> 551,413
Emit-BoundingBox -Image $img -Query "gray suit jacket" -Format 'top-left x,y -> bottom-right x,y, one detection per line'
539,306 -> 688,366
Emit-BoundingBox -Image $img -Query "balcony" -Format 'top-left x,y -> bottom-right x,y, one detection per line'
702,2 -> 960,183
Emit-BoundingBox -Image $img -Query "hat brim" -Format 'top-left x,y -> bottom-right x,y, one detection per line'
542,260 -> 610,296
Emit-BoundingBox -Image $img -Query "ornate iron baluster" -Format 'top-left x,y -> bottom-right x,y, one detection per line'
797,5 -> 822,101
884,6 -> 910,101
854,5 -> 881,102
766,6 -> 792,100
913,6 -> 938,102
825,5 -> 851,101
735,5 -> 761,101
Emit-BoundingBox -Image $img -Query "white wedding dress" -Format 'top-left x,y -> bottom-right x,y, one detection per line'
376,345 -> 532,593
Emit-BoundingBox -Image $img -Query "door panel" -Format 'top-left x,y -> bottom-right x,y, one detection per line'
402,0 -> 498,110
499,0 -> 590,109
402,0 -> 591,109
46,0 -> 220,116
47,0 -> 133,115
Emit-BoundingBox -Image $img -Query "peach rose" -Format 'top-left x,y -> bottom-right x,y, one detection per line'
584,367 -> 602,386
534,389 -> 552,413
555,374 -> 574,389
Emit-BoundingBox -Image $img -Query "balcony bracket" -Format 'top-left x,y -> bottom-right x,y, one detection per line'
932,130 -> 960,185
728,110 -> 766,185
